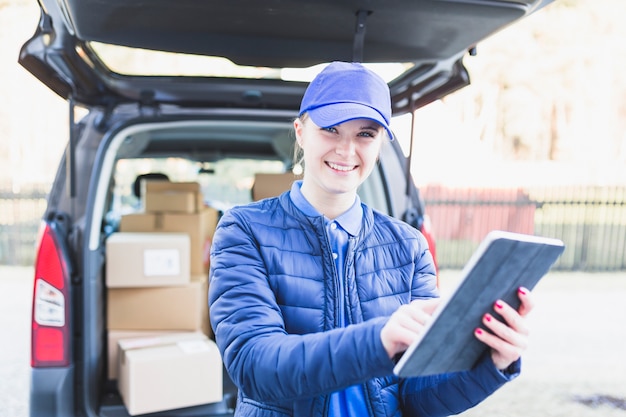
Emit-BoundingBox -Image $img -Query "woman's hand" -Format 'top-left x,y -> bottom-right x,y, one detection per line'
380,298 -> 440,359
474,286 -> 535,371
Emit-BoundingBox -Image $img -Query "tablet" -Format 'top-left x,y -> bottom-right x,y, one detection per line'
393,230 -> 565,378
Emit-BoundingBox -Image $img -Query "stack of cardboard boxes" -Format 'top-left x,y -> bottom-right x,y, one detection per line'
106,180 -> 223,415
251,172 -> 303,201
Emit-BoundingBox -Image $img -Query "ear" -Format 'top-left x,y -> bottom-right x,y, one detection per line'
294,118 -> 305,148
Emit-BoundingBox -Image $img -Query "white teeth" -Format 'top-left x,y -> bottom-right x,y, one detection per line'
327,162 -> 355,172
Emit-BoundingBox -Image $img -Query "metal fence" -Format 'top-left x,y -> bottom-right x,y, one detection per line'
0,185 -> 48,267
423,185 -> 626,271
1,185 -> 625,271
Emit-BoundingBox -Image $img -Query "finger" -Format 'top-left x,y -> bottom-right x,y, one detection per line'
493,299 -> 529,336
475,327 -> 525,354
396,305 -> 429,332
381,309 -> 429,357
388,301 -> 439,342
409,298 -> 441,315
380,299 -> 441,358
386,323 -> 419,349
482,312 -> 529,347
517,287 -> 534,317
474,327 -> 525,369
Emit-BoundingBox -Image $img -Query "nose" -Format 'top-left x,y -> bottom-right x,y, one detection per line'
335,136 -> 356,156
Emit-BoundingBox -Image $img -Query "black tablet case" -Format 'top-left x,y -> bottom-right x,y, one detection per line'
393,230 -> 565,378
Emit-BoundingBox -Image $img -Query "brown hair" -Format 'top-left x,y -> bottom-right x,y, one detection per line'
292,114 -> 307,169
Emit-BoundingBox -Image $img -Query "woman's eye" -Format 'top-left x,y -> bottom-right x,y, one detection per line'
322,127 -> 337,133
358,130 -> 376,138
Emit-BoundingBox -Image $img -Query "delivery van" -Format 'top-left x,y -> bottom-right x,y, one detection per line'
19,0 -> 554,415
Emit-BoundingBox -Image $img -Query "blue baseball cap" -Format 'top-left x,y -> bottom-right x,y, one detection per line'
299,61 -> 394,140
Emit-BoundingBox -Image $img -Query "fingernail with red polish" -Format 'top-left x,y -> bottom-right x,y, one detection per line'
518,287 -> 528,295
495,301 -> 504,310
484,314 -> 492,322
475,328 -> 483,335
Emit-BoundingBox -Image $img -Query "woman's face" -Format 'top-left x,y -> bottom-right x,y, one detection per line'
294,116 -> 384,199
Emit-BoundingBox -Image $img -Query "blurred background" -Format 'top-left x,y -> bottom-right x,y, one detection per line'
1,0 -> 625,271
1,1 -> 626,416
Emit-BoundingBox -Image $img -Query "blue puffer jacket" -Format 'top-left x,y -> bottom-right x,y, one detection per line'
209,191 -> 518,417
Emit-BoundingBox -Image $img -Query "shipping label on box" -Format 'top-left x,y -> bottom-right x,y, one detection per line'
143,248 -> 181,276
106,232 -> 190,288
118,332 -> 223,415
120,208 -> 218,274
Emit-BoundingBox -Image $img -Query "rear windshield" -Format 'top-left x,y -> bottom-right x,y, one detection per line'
110,157 -> 285,216
89,42 -> 412,82
104,154 -> 389,236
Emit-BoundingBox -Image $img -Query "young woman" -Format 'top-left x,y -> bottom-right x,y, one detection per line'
208,61 -> 533,417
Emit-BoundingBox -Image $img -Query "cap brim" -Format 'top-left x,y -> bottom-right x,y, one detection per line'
308,103 -> 395,140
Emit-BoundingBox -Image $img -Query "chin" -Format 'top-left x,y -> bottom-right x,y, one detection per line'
324,181 -> 359,195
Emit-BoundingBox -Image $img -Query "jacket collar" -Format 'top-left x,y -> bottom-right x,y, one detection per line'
288,180 -> 362,236
279,185 -> 374,239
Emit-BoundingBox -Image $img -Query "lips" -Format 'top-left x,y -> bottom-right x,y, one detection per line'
326,161 -> 357,172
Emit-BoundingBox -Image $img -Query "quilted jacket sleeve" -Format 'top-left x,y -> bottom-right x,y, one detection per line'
208,207 -> 396,403
400,353 -> 521,416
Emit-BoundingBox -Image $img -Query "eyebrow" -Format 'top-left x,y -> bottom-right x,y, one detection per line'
361,124 -> 383,132
325,121 -> 382,131
356,122 -> 381,129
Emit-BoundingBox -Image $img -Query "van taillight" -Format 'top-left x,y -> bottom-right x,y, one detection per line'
31,223 -> 70,367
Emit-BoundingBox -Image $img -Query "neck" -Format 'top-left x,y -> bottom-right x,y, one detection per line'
300,182 -> 355,220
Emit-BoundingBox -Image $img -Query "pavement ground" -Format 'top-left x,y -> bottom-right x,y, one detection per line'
1,266 -> 625,417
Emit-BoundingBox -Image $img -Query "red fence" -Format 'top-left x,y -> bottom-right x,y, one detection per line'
422,185 -> 536,241
1,184 -> 624,271
422,185 -> 626,271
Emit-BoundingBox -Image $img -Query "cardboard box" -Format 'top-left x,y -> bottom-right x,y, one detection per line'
106,232 -> 191,288
119,208 -> 218,275
143,180 -> 201,195
252,173 -> 302,201
142,181 -> 204,213
118,332 -> 223,415
107,330 -> 186,380
107,279 -> 208,331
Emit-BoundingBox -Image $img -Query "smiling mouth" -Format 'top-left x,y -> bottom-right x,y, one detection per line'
326,161 -> 357,172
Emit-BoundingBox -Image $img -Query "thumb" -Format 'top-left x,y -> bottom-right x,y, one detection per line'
409,298 -> 440,315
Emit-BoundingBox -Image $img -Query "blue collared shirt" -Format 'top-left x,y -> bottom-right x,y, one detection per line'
290,181 -> 369,417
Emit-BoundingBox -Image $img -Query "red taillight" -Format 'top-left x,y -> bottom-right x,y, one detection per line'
31,223 -> 71,367
419,214 -> 440,286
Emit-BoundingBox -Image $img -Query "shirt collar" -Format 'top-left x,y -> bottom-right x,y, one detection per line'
289,180 -> 362,237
